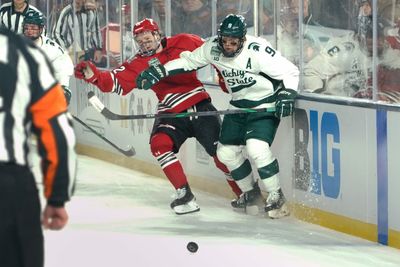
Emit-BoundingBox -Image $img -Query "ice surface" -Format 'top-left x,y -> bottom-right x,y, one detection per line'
39,156 -> 400,267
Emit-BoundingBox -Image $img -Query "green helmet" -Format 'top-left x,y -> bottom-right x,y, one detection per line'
23,10 -> 45,40
217,14 -> 247,57
23,10 -> 45,28
218,14 -> 247,38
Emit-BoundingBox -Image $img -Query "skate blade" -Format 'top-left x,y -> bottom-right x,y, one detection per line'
231,201 -> 245,209
173,200 -> 200,215
267,204 -> 290,219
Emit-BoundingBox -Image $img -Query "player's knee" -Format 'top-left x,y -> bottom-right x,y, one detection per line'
150,133 -> 174,157
246,139 -> 274,167
217,144 -> 240,165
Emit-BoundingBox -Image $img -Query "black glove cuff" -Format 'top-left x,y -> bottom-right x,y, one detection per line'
276,88 -> 297,100
47,200 -> 65,207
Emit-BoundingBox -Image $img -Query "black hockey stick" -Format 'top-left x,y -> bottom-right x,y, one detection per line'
87,91 -> 276,121
72,114 -> 136,157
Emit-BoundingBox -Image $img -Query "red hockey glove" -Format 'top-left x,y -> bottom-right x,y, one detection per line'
275,89 -> 297,118
74,61 -> 99,84
74,62 -> 86,80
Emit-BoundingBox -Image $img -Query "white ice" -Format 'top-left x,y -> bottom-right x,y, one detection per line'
40,155 -> 400,267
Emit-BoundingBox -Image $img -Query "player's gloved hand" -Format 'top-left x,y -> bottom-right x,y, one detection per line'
136,64 -> 167,90
275,88 -> 297,118
74,61 -> 99,84
62,86 -> 72,105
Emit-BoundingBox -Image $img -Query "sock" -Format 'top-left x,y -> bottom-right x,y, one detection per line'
213,155 -> 242,197
162,160 -> 188,189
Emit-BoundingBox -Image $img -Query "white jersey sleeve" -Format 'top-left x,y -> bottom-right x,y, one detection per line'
40,36 -> 74,88
165,35 -> 299,109
164,40 -> 211,73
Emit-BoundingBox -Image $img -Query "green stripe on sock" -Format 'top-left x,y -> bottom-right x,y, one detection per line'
258,159 -> 279,179
231,159 -> 252,181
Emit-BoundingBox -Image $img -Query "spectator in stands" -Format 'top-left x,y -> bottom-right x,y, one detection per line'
303,10 -> 387,98
0,0 -> 41,33
303,0 -> 400,101
138,0 -> 180,35
149,0 -> 168,31
260,0 -> 274,36
303,32 -> 370,96
277,0 -> 317,66
173,0 -> 212,38
378,25 -> 400,103
356,0 -> 373,52
373,2 -> 400,103
217,0 -> 253,26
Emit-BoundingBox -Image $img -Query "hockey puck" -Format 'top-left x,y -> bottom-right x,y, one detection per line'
187,241 -> 198,253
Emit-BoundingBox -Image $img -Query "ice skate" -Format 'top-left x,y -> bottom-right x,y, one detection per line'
231,183 -> 262,215
265,188 -> 290,219
170,184 -> 200,215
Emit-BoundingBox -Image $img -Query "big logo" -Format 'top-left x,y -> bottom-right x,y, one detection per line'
294,108 -> 341,199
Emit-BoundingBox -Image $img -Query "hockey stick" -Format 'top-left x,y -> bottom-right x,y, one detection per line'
87,91 -> 276,121
72,114 -> 136,157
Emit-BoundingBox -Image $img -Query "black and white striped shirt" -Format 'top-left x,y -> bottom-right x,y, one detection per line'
52,4 -> 102,52
0,27 -> 76,202
0,2 -> 42,33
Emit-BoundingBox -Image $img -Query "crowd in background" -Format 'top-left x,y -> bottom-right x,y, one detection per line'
1,0 -> 399,103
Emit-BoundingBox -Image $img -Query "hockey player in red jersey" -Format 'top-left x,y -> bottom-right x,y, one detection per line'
74,18 -> 241,215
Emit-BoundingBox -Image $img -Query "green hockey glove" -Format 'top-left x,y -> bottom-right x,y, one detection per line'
275,89 -> 297,118
136,64 -> 168,90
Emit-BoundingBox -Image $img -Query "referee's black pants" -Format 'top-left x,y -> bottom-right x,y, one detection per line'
0,164 -> 43,267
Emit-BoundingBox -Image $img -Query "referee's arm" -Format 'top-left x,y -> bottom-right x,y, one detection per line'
30,82 -> 76,206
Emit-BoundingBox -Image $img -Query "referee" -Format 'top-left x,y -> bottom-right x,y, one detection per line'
0,0 -> 42,33
0,27 -> 77,267
52,0 -> 103,64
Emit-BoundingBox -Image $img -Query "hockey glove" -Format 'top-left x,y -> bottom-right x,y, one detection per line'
275,88 -> 297,118
74,61 -> 99,84
136,64 -> 167,90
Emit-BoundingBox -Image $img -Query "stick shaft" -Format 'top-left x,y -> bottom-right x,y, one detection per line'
72,115 -> 136,157
87,92 -> 276,121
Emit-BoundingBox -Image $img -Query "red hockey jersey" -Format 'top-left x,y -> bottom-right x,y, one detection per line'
93,33 -> 209,113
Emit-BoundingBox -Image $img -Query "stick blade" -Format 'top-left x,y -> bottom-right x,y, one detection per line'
120,146 -> 136,157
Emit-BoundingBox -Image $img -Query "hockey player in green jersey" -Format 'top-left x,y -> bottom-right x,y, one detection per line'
136,14 -> 299,218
